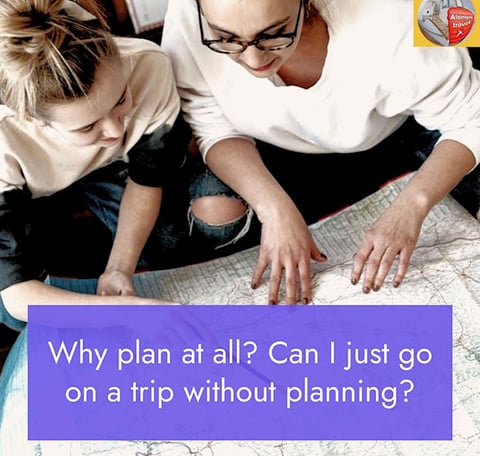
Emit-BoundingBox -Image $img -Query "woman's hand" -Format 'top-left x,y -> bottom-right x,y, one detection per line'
351,140 -> 476,292
97,269 -> 136,296
251,206 -> 327,304
205,138 -> 330,305
350,194 -> 426,292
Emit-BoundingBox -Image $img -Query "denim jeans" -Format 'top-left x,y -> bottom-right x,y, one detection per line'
75,161 -> 193,270
187,163 -> 260,262
0,308 -> 25,333
78,158 -> 263,268
0,325 -> 27,452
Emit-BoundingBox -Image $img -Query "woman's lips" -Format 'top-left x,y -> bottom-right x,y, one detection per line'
248,60 -> 275,72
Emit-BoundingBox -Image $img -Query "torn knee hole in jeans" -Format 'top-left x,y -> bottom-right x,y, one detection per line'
187,204 -> 254,249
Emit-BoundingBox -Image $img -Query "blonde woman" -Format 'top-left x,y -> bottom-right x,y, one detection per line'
0,0 -> 200,325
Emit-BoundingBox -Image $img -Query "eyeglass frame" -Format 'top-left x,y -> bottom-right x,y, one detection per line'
197,0 -> 304,54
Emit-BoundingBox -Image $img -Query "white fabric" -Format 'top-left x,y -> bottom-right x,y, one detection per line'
162,0 -> 480,166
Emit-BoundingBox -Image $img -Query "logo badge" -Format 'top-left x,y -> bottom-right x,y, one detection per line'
417,0 -> 476,46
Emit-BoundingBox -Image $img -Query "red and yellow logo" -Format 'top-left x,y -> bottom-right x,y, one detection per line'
415,0 -> 479,46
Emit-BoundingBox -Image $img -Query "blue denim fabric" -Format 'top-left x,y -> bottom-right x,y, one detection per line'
76,161 -> 192,269
0,307 -> 25,333
76,161 -> 129,235
189,165 -> 239,202
77,158 -> 258,268
0,327 -> 27,451
189,166 -> 253,234
187,162 -> 260,260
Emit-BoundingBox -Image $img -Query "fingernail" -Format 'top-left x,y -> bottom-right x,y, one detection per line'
393,281 -> 400,288
351,278 -> 357,285
302,297 -> 310,305
251,282 -> 258,290
363,286 -> 371,294
373,284 -> 380,292
269,299 -> 277,305
320,252 -> 328,260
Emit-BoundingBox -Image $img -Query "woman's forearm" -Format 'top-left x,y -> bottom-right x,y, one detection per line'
1,280 -> 172,322
393,139 -> 476,216
104,179 -> 162,276
206,138 -> 299,222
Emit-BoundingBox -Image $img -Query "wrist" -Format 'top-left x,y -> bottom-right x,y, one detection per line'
393,186 -> 432,220
103,263 -> 135,277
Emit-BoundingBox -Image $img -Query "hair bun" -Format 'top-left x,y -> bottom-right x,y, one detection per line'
0,0 -> 64,38
28,8 -> 53,31
0,0 -> 115,120
0,0 -> 66,66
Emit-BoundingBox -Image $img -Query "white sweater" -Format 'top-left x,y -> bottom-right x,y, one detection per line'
162,0 -> 480,167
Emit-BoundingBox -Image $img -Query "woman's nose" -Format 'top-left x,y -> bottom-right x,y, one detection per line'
240,45 -> 269,69
101,113 -> 124,138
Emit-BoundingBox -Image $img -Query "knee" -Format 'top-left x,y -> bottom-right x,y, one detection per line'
190,195 -> 248,226
188,195 -> 256,250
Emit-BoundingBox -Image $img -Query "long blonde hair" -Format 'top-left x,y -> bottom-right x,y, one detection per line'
0,0 -> 118,119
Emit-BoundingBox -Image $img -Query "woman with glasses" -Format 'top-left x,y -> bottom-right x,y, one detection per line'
162,0 -> 480,304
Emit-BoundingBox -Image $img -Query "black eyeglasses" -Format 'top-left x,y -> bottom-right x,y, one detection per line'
197,0 -> 304,54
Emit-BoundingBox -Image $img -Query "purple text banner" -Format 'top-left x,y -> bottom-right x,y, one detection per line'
28,304 -> 452,440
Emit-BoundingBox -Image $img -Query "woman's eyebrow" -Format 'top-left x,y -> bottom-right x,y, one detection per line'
69,86 -> 128,133
207,16 -> 290,35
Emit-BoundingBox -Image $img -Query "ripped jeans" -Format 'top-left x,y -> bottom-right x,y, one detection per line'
187,164 -> 259,262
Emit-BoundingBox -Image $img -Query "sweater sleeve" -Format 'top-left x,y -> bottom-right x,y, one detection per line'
0,188 -> 47,292
161,0 -> 254,160
378,41 -> 480,168
127,113 -> 191,187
